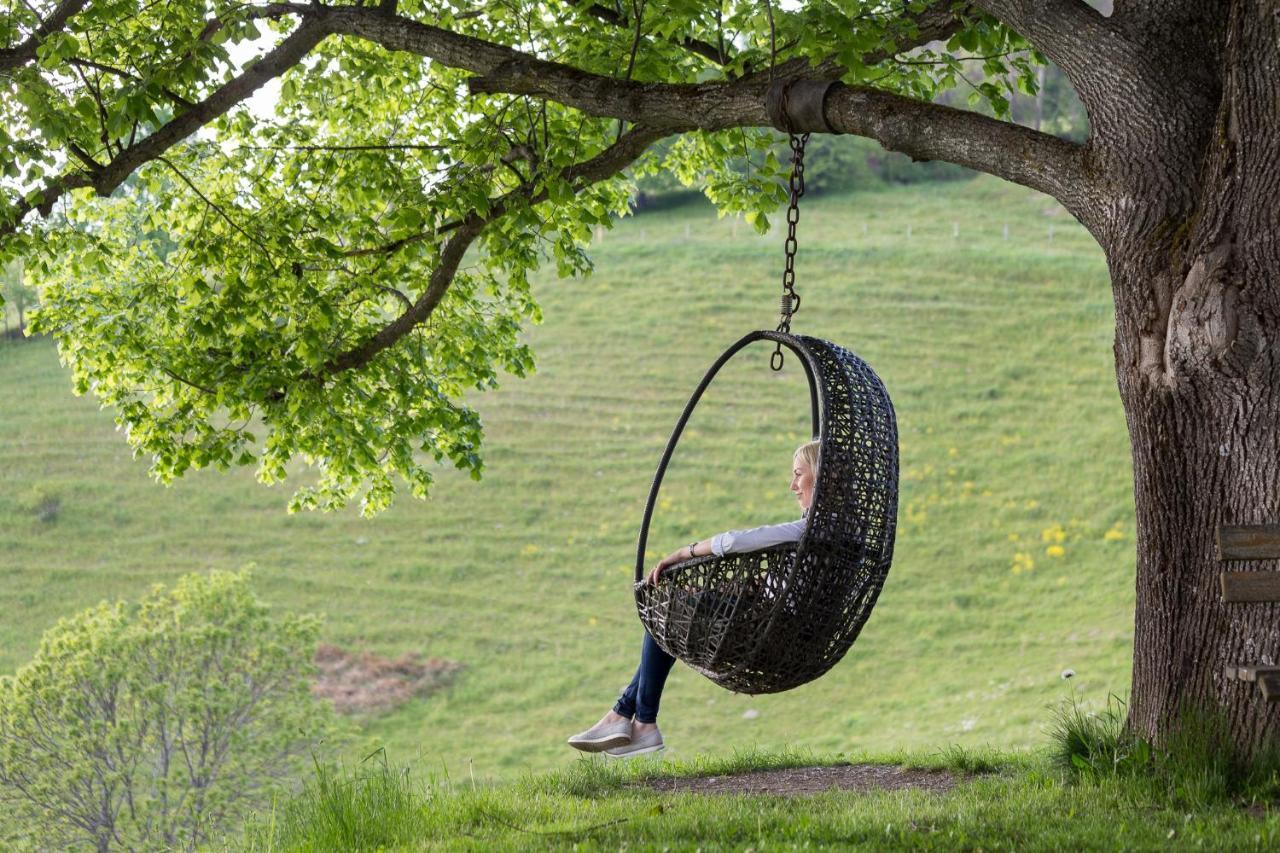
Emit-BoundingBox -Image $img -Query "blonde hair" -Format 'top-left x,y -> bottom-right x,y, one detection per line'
794,439 -> 820,474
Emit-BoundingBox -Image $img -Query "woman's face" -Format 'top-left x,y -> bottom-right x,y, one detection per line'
790,454 -> 816,512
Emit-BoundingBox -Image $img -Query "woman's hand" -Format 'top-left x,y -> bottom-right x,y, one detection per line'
646,544 -> 700,586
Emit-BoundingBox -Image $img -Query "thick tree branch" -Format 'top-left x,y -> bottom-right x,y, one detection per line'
824,85 -> 1088,215
316,7 -> 1087,213
2,1 -> 967,236
0,0 -> 89,71
1,17 -> 328,237
2,2 -> 1088,245
970,0 -> 1114,71
318,124 -> 672,377
969,0 -> 1124,119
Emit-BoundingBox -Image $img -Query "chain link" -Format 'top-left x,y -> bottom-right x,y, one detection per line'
772,132 -> 809,371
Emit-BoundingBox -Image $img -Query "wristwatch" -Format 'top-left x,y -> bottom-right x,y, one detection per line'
688,542 -> 698,559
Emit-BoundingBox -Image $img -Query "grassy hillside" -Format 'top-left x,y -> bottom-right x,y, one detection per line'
0,175 -> 1129,784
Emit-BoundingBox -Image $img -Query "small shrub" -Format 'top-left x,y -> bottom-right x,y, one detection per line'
0,569 -> 338,851
1048,693 -> 1280,808
1047,693 -> 1149,780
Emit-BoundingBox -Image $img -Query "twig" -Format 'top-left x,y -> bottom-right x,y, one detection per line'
157,155 -> 278,267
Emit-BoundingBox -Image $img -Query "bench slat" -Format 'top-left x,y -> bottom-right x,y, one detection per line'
1219,572 -> 1280,602
1218,524 -> 1280,561
1224,664 -> 1280,683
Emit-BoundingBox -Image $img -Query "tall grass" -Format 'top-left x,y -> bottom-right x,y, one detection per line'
242,749 -> 437,851
1049,692 -> 1280,810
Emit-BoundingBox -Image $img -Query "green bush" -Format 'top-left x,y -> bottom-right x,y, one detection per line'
1047,692 -> 1149,781
0,569 -> 337,851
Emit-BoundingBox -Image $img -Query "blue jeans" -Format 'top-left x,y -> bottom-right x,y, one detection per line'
612,632 -> 676,724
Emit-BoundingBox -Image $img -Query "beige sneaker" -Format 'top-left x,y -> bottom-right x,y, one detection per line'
567,717 -> 632,752
605,727 -> 664,758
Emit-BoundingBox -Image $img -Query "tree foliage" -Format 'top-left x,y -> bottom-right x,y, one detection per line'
0,1 -> 1048,513
0,569 -> 336,850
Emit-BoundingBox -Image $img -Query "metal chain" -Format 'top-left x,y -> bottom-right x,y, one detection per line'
772,131 -> 809,371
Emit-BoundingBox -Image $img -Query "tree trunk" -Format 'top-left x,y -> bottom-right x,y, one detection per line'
1110,0 -> 1280,753
1122,331 -> 1280,752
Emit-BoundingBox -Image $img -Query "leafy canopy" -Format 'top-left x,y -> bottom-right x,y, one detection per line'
1,0 -> 1039,513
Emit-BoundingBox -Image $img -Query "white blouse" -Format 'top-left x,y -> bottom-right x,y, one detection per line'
710,518 -> 806,557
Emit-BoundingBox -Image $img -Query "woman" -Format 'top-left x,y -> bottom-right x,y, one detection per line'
567,440 -> 819,757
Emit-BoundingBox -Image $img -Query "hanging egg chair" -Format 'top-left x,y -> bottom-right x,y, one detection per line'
633,329 -> 898,694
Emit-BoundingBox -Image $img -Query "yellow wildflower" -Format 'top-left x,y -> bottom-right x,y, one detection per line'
1041,524 -> 1066,544
1046,545 -> 1066,558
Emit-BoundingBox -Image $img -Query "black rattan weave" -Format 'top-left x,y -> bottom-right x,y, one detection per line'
633,331 -> 898,694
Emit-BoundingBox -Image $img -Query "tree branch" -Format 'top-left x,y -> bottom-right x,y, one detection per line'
0,0 -> 89,71
2,2 -> 1090,247
970,0 -> 1114,70
968,0 -> 1121,113
317,124 -> 672,377
2,1 -> 967,237
1,16 -> 328,238
67,58 -> 197,109
826,84 -> 1089,215
316,7 -> 1087,213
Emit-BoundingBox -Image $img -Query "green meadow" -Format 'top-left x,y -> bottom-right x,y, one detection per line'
0,175 -> 1132,789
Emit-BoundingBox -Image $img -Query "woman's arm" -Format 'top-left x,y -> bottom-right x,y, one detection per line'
644,518 -> 805,586
645,537 -> 714,586
711,519 -> 806,556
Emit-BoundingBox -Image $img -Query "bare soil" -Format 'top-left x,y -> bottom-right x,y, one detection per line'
637,763 -> 960,797
311,643 -> 463,715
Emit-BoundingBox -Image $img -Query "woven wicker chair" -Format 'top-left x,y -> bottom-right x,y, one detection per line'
633,331 -> 899,694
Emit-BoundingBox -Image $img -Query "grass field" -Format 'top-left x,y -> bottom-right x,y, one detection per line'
0,175 -> 1131,794
235,748 -> 1280,850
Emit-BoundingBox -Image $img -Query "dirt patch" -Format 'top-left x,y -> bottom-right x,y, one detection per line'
638,764 -> 960,797
311,643 -> 463,715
